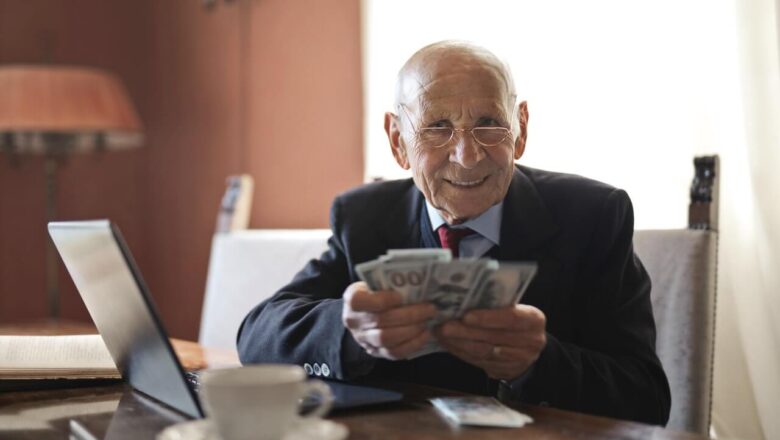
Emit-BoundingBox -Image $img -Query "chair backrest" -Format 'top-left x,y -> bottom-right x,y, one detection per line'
633,155 -> 719,435
215,174 -> 254,233
198,230 -> 330,349
633,229 -> 717,434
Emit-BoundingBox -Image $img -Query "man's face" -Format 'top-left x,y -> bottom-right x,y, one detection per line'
385,58 -> 528,224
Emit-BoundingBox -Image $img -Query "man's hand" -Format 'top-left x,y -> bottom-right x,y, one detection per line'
342,281 -> 437,360
434,305 -> 547,381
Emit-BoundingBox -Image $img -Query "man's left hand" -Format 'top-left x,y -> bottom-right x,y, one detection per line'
434,305 -> 547,381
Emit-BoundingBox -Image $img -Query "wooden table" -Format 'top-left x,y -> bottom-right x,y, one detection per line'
0,321 -> 709,440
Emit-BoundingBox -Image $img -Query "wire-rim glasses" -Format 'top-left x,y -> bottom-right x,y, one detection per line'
398,104 -> 514,149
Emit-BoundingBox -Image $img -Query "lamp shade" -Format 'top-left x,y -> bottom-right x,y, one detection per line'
0,65 -> 143,154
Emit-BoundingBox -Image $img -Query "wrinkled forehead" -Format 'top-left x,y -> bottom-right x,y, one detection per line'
397,54 -> 515,116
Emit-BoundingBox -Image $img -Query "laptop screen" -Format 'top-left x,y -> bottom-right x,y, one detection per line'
48,220 -> 202,418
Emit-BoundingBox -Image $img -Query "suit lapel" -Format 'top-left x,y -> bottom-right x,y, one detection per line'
378,182 -> 436,251
499,167 -> 560,261
498,167 -> 561,311
419,203 -> 440,249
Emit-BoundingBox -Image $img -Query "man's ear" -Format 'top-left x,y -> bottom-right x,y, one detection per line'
385,112 -> 410,170
513,100 -> 529,160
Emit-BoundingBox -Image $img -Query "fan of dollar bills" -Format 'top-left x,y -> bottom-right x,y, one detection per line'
355,249 -> 537,358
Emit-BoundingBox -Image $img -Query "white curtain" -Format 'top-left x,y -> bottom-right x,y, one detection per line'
712,0 -> 780,438
363,0 -> 780,438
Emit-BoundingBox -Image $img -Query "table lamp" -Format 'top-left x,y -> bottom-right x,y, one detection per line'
0,65 -> 144,318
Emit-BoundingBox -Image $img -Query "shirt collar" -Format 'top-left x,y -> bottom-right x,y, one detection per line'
425,200 -> 503,246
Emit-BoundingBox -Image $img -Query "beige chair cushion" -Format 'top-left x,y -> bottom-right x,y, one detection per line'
634,229 -> 717,435
199,230 -> 331,349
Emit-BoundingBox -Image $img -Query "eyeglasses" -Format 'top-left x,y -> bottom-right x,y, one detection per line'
398,104 -> 513,149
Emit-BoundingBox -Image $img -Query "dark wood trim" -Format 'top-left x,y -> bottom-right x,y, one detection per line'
688,155 -> 719,231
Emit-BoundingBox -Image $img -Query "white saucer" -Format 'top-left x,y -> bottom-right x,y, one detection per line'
156,418 -> 348,440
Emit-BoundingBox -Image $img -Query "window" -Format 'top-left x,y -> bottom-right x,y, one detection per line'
362,0 -> 740,228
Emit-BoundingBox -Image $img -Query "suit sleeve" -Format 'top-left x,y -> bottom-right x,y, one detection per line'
504,189 -> 671,426
236,196 -> 375,379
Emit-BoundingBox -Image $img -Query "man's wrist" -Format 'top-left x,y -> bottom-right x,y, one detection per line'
500,362 -> 537,390
340,328 -> 376,379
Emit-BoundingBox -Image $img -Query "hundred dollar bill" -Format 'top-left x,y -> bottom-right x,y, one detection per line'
507,262 -> 538,305
382,248 -> 453,263
354,259 -> 387,291
463,262 -> 537,311
410,263 -> 538,358
424,259 -> 496,323
380,261 -> 433,304
354,254 -> 538,359
430,396 -> 534,428
358,249 -> 451,290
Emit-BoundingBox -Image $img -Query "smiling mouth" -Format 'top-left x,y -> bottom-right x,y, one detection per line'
444,176 -> 488,188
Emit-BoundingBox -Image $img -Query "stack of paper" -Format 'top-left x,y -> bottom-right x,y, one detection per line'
0,334 -> 120,380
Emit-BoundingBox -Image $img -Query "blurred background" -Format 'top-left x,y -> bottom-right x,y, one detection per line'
0,0 -> 363,337
0,1 -> 777,439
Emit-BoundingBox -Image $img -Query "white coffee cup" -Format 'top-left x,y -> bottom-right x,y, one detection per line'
200,364 -> 333,440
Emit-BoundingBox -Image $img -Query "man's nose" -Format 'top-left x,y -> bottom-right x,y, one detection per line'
449,131 -> 485,169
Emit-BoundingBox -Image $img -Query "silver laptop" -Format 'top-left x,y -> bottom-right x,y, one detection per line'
48,220 -> 402,419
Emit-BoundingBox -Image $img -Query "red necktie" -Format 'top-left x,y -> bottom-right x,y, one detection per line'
437,226 -> 475,258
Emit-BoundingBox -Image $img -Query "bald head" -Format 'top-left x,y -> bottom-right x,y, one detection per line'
394,41 -> 516,111
384,41 -> 529,224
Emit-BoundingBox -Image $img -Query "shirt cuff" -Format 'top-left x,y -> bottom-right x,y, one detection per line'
500,362 -> 536,391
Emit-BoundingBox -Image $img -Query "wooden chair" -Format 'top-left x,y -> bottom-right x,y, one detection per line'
633,156 -> 719,435
215,174 -> 254,233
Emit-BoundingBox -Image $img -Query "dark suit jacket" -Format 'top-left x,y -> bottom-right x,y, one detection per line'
237,165 -> 671,425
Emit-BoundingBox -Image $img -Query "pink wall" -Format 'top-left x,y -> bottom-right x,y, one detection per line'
0,0 -> 150,325
0,0 -> 364,339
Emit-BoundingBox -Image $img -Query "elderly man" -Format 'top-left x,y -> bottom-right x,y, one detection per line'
238,41 -> 671,425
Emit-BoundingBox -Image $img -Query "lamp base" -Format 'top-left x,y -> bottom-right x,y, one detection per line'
45,155 -> 59,319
